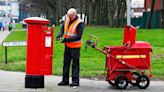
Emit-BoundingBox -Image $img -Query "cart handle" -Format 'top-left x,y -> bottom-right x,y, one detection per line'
85,35 -> 108,55
85,35 -> 98,48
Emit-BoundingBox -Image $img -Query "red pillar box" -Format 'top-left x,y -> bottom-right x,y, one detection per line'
24,17 -> 54,88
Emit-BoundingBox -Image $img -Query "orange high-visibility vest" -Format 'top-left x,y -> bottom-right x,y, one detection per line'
64,17 -> 83,48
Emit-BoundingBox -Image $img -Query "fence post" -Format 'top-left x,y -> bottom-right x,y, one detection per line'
5,46 -> 8,64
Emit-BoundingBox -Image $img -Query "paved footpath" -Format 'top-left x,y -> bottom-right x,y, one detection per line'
0,31 -> 10,44
0,70 -> 164,92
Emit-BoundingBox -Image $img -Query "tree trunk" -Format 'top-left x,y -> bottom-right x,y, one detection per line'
146,0 -> 156,29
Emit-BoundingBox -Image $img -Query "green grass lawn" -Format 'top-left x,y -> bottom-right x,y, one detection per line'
0,27 -> 164,80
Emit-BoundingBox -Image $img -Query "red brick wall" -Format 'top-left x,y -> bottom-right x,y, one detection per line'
145,0 -> 162,11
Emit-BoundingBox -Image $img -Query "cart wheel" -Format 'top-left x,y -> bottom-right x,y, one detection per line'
136,75 -> 150,89
130,72 -> 140,86
115,75 -> 128,89
107,80 -> 115,86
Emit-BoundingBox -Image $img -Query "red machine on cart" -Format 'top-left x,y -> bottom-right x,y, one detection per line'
86,26 -> 152,89
24,17 -> 54,88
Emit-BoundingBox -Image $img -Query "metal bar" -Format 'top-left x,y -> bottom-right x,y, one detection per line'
112,69 -> 150,71
94,47 -> 108,55
126,0 -> 131,26
5,46 -> 8,64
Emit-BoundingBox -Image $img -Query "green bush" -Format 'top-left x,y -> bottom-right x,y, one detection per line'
15,23 -> 23,29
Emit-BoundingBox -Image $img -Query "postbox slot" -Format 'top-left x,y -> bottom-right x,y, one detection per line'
44,30 -> 51,34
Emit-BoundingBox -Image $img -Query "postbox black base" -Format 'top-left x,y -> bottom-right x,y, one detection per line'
25,75 -> 44,88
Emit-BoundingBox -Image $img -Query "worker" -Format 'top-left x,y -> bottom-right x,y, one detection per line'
8,22 -> 12,32
0,22 -> 2,31
56,8 -> 85,87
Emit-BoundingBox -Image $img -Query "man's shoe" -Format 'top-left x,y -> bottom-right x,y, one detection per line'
58,81 -> 69,86
70,83 -> 79,87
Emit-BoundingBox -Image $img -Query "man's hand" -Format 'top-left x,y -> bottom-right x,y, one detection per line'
56,37 -> 62,41
56,37 -> 65,43
61,38 -> 66,43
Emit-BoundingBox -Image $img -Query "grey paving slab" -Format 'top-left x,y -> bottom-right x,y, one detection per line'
0,70 -> 164,92
0,31 -> 10,44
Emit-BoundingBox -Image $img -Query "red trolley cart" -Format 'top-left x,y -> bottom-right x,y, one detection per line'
86,26 -> 152,89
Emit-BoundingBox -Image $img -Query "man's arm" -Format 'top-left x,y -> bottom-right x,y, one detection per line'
64,22 -> 85,42
57,24 -> 64,38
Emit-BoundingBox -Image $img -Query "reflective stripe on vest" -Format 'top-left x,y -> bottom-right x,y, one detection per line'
64,17 -> 83,48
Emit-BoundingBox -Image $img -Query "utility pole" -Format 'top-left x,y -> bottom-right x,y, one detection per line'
126,0 -> 131,26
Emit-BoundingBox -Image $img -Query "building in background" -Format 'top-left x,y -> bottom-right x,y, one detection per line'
131,0 -> 164,28
144,0 -> 162,11
144,0 -> 164,28
131,0 -> 145,18
0,0 -> 19,30
131,0 -> 145,28
11,2 -> 19,22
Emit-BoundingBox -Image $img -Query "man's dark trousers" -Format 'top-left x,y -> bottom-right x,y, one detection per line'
62,46 -> 80,84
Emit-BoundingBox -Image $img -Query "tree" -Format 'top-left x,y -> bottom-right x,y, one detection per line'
145,0 -> 156,29
108,0 -> 117,27
88,0 -> 96,25
160,0 -> 164,28
21,0 -> 127,27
